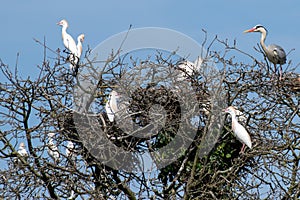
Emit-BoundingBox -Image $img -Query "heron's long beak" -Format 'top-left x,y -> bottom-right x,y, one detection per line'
243,28 -> 255,33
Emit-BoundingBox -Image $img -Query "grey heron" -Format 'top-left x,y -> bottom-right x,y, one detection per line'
244,24 -> 286,80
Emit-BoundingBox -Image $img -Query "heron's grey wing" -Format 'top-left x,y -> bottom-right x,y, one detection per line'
269,44 -> 287,64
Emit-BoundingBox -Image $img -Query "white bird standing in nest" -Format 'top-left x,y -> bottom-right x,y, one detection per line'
105,90 -> 120,122
47,133 -> 60,163
176,56 -> 202,81
244,24 -> 286,80
224,106 -> 252,153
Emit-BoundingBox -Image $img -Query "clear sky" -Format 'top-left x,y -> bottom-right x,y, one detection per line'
0,0 -> 299,76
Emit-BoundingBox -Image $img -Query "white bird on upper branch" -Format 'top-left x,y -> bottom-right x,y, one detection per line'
76,34 -> 84,59
57,19 -> 84,74
73,34 -> 85,76
224,106 -> 252,153
244,24 -> 286,80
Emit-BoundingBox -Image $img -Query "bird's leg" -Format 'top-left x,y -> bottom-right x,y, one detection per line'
239,143 -> 246,154
279,64 -> 283,81
270,64 -> 277,81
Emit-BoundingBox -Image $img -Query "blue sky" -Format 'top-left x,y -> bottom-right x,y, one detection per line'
0,0 -> 299,75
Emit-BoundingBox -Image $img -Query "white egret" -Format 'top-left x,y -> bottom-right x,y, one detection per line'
177,56 -> 202,80
17,142 -> 29,158
57,19 -> 81,71
105,90 -> 120,122
47,133 -> 60,163
65,141 -> 75,158
224,106 -> 252,153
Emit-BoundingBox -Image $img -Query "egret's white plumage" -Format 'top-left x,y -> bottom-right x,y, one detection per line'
177,56 -> 202,80
105,90 -> 120,122
76,34 -> 85,59
66,141 -> 75,158
18,142 -> 28,157
67,190 -> 75,200
233,107 -> 247,124
57,19 -> 82,71
47,133 -> 60,163
225,106 -> 252,153
14,142 -> 29,166
244,24 -> 286,79
57,19 -> 77,56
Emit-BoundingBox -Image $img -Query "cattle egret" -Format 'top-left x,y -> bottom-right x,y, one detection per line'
76,34 -> 84,59
244,24 -> 286,80
105,90 -> 120,122
18,142 -> 28,158
72,34 -> 85,76
66,141 -> 75,158
233,107 -> 247,124
13,142 -> 29,167
224,106 -> 252,153
57,19 -> 81,71
177,56 -> 202,80
47,133 -> 60,163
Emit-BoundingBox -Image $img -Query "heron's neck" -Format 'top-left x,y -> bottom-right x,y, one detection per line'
61,26 -> 68,39
260,30 -> 268,53
230,112 -> 238,123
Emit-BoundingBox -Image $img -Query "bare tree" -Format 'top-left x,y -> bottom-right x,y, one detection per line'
0,31 -> 299,200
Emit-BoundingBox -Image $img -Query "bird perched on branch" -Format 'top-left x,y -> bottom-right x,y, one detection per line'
47,133 -> 60,163
176,56 -> 202,81
13,142 -> 29,169
73,34 -> 85,76
105,90 -> 120,122
57,19 -> 84,75
224,106 -> 252,153
76,34 -> 85,59
65,141 -> 75,158
244,24 -> 286,80
17,142 -> 29,158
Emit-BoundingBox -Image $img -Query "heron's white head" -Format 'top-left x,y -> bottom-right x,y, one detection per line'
224,106 -> 236,116
78,34 -> 85,42
19,142 -> 26,148
57,19 -> 68,27
111,90 -> 120,98
244,24 -> 267,34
